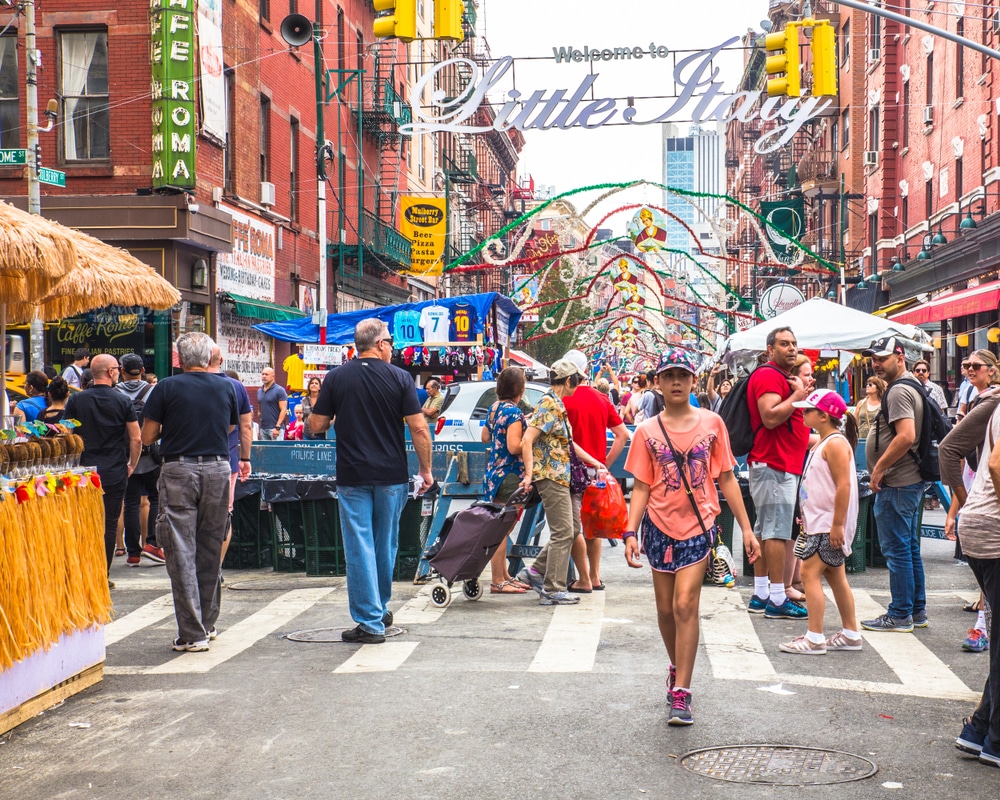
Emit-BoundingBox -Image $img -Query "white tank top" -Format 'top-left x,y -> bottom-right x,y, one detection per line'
799,433 -> 859,555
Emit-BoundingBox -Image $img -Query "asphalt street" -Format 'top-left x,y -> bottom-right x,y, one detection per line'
1,524 -> 995,800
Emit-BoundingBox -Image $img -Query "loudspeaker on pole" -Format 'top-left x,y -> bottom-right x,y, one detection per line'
280,14 -> 313,47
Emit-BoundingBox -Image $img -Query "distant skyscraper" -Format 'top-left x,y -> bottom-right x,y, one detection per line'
662,122 -> 726,254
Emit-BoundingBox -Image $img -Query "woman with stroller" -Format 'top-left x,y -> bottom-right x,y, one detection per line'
481,368 -> 532,594
623,349 -> 759,726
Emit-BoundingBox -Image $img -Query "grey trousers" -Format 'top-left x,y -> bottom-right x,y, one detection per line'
531,479 -> 580,594
156,460 -> 231,644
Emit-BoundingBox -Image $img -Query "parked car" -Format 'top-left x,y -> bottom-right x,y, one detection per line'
433,379 -> 550,441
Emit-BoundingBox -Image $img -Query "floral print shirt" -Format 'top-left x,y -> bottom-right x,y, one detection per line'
482,401 -> 525,501
529,389 -> 573,487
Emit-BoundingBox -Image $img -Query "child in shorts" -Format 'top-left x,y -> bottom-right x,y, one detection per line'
779,389 -> 862,655
623,349 -> 759,726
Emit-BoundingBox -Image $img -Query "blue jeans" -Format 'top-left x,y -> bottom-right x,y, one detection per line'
874,483 -> 926,619
338,484 -> 409,635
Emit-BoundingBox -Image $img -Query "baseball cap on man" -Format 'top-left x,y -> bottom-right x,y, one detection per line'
655,348 -> 699,376
120,353 -> 144,375
551,357 -> 586,381
792,388 -> 847,420
862,336 -> 905,357
563,349 -> 589,377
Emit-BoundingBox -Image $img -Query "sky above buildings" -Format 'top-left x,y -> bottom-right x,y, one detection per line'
484,0 -> 768,225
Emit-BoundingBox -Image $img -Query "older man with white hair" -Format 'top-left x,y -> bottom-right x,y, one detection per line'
141,332 -> 240,652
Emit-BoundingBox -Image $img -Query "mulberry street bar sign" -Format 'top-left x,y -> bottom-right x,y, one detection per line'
401,38 -> 832,155
150,0 -> 196,190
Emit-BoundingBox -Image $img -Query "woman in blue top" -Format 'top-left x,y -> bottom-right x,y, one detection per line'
481,367 -> 531,594
13,371 -> 50,423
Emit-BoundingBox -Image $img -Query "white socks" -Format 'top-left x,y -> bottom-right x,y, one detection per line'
754,577 -> 769,599
806,630 -> 826,645
769,583 -> 787,606
976,610 -> 987,634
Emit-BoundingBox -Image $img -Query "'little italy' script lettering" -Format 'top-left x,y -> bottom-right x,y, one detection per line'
399,38 -> 833,154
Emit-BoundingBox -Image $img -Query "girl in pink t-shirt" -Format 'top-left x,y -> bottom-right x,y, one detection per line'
623,349 -> 759,727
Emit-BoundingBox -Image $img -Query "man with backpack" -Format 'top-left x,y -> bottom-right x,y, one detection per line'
862,336 -> 929,633
116,353 -> 165,567
743,327 -> 813,619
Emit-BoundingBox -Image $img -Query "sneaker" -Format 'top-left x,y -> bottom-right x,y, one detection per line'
779,635 -> 827,655
667,664 -> 676,692
207,628 -> 218,641
956,716 -> 986,755
341,625 -> 385,644
538,590 -> 580,606
764,598 -> 808,619
861,613 -> 913,632
747,595 -> 767,614
667,689 -> 693,726
141,543 -> 166,563
962,628 -> 989,653
172,638 -> 210,652
825,631 -> 863,651
126,555 -> 141,567
912,610 -> 929,628
382,611 -> 393,628
981,737 -> 1000,767
516,567 -> 545,595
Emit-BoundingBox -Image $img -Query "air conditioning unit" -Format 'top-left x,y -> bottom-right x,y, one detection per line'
868,48 -> 881,62
260,181 -> 276,207
923,105 -> 934,124
863,151 -> 879,167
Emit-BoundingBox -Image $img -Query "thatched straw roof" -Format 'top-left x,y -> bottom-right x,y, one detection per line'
0,200 -> 181,324
0,201 -> 79,303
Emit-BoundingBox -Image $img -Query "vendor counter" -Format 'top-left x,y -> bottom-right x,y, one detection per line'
0,471 -> 111,735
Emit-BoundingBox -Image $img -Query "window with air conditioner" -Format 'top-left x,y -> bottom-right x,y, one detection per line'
868,48 -> 881,63
863,151 -> 879,167
923,105 -> 934,125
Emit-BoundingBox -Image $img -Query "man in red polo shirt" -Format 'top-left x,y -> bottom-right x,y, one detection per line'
562,350 -> 630,592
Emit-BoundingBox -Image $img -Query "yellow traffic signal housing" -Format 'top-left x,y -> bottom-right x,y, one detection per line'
810,23 -> 838,97
373,0 -> 417,42
764,24 -> 801,98
434,0 -> 465,43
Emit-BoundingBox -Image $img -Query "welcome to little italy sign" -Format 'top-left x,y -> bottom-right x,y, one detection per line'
401,38 -> 830,155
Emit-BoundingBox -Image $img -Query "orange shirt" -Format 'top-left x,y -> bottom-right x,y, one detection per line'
625,409 -> 736,540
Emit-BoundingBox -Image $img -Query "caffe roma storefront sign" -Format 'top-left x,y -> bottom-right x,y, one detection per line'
401,38 -> 831,155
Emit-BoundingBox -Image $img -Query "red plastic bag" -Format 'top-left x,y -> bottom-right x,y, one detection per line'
580,476 -> 628,539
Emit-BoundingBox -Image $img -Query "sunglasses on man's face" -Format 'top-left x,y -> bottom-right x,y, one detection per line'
913,368 -> 928,373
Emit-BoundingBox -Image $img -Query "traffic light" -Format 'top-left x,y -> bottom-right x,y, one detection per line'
764,24 -> 801,98
434,0 -> 465,43
373,0 -> 417,42
810,22 -> 838,97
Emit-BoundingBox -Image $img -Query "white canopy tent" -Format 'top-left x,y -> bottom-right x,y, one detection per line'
716,297 -> 932,373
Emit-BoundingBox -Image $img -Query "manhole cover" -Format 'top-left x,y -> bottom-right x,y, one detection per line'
680,745 -> 878,786
284,626 -> 406,642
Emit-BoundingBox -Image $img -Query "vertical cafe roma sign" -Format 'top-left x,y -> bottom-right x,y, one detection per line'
150,0 -> 196,190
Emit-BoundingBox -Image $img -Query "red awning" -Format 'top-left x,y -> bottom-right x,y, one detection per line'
889,281 -> 1000,326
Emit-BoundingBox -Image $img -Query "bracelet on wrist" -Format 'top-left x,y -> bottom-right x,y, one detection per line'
239,458 -> 251,462
622,531 -> 636,540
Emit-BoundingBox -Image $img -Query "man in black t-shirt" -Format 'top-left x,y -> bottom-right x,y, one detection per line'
64,354 -> 142,576
142,332 -> 239,653
310,318 -> 433,644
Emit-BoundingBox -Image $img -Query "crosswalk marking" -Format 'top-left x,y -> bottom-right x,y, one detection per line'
104,594 -> 175,646
393,586 -> 447,625
146,587 -> 335,675
700,588 -> 778,681
334,642 -> 420,673
528,592 -> 606,673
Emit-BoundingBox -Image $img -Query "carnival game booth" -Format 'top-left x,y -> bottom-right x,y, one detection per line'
253,292 -> 522,383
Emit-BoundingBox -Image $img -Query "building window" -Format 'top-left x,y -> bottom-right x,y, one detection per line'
925,179 -> 933,221
955,157 -> 963,200
314,0 -> 323,26
224,68 -> 235,193
956,19 -> 965,99
901,82 -> 909,149
60,30 -> 110,162
926,53 -> 934,107
841,20 -> 850,64
290,117 -> 299,222
868,105 -> 880,152
831,120 -> 839,151
260,97 -> 271,183
337,9 -> 345,73
869,5 -> 882,57
841,108 -> 850,148
868,213 -> 878,264
356,30 -> 363,74
260,0 -> 270,22
0,36 -> 18,148
902,195 -> 908,231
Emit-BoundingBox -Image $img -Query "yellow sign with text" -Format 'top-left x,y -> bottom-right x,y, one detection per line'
400,197 -> 447,277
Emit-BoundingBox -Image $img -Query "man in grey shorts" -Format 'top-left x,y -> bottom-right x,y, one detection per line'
745,327 -> 813,619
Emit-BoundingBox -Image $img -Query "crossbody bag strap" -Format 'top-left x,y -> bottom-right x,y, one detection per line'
655,415 -> 711,538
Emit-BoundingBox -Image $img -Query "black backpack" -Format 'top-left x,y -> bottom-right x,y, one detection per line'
877,377 -> 952,482
650,391 -> 666,416
717,363 -> 789,458
117,382 -> 160,463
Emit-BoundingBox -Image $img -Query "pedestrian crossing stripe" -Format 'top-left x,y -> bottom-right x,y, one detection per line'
103,586 -> 981,699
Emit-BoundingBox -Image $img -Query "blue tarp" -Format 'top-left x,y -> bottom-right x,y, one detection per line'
252,292 -> 523,345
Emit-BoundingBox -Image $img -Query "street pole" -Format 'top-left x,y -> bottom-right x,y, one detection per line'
24,0 -> 40,215
839,173 -> 847,306
313,22 -> 328,342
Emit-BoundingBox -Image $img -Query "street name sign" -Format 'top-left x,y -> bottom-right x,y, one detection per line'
38,167 -> 66,187
0,149 -> 27,166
